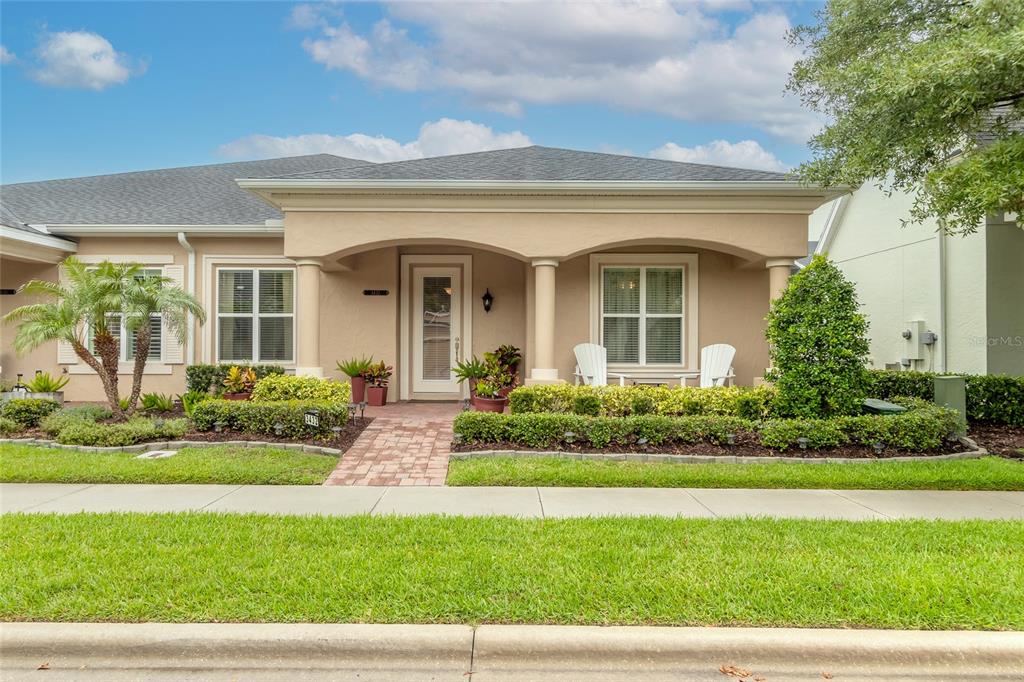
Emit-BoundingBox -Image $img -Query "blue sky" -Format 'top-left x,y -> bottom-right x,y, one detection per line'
1,1 -> 825,184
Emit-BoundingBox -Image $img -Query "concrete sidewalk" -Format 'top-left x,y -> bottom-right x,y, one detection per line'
3,483 -> 1023,519
2,622 -> 1022,681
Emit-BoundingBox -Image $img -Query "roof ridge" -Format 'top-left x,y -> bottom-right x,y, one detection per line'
2,153 -> 371,187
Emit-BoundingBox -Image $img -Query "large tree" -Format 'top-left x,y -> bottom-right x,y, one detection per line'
788,0 -> 1024,235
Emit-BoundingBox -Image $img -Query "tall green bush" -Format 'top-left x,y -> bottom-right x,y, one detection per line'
765,255 -> 870,418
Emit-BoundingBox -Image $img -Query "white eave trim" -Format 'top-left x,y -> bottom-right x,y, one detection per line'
43,224 -> 284,237
237,177 -> 850,197
814,195 -> 849,256
0,225 -> 77,251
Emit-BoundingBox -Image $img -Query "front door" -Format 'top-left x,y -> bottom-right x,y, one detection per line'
411,266 -> 462,394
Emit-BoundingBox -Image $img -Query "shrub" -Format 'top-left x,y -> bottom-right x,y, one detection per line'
1,398 -> 61,427
184,364 -> 285,394
508,384 -> 778,419
759,405 -> 958,452
190,399 -> 347,439
178,390 -> 211,418
40,407 -> 111,437
140,392 -> 176,412
250,374 -> 351,404
25,371 -> 69,393
866,369 -> 1024,426
453,412 -> 756,449
0,416 -> 20,435
56,417 -> 188,447
765,255 -> 870,418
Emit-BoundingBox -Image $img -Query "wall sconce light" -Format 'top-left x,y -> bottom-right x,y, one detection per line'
481,288 -> 494,313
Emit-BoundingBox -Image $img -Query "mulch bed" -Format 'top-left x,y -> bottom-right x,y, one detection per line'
969,424 -> 1024,458
451,430 -> 969,459
179,417 -> 372,450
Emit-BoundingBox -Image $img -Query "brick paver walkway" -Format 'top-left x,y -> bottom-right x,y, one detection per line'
324,402 -> 461,486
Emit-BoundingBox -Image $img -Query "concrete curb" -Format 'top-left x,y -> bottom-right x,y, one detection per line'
451,436 -> 987,465
2,623 -> 1022,680
0,437 -> 343,456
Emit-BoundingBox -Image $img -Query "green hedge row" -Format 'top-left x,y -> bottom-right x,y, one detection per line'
455,412 -> 753,449
185,364 -> 285,394
454,403 -> 959,452
191,399 -> 347,439
866,370 -> 1024,426
508,384 -> 775,420
1,398 -> 61,427
250,375 -> 350,403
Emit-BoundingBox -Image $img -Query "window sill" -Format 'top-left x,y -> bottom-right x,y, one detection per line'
66,363 -> 175,376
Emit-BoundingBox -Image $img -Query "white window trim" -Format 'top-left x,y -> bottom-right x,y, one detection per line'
201,256 -> 298,365
212,264 -> 296,365
589,253 -> 699,373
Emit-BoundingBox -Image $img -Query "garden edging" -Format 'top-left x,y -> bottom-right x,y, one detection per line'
0,438 -> 343,456
450,436 -> 987,465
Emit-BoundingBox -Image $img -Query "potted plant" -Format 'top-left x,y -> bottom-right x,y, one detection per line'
493,344 -> 522,380
473,379 -> 509,412
222,366 -> 256,400
0,370 -> 69,404
482,351 -> 519,398
363,361 -> 393,407
454,356 -> 488,403
336,356 -> 374,403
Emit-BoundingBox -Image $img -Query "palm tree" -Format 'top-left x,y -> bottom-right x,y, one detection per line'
119,271 -> 205,415
3,257 -> 205,419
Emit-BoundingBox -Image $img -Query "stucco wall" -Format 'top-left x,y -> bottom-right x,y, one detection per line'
984,221 -> 1024,375
825,184 -> 953,371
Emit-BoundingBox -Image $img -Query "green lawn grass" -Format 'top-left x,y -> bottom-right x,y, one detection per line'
2,513 -> 1021,629
0,444 -> 337,485
446,455 -> 1024,490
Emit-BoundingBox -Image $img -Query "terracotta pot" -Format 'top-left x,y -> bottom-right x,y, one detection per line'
350,376 -> 366,403
497,385 -> 514,399
366,385 -> 388,407
222,392 -> 250,401
474,395 -> 507,413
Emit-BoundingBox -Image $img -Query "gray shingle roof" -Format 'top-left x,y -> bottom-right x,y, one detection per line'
268,145 -> 790,182
1,154 -> 371,226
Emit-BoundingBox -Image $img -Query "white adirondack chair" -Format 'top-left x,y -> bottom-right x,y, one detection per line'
694,343 -> 736,387
573,343 -> 629,386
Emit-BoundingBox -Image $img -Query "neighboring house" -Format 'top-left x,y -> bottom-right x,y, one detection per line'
1,146 -> 841,401
810,184 -> 1023,375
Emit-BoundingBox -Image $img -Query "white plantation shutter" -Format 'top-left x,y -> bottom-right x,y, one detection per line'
601,265 -> 685,366
162,264 -> 185,364
644,268 -> 683,364
257,270 -> 294,362
56,266 -> 79,364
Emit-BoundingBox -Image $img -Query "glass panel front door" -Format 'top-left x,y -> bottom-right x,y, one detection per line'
412,266 -> 462,394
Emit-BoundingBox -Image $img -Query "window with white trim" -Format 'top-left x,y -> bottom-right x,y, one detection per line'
601,265 -> 685,365
87,268 -> 163,362
216,268 -> 294,363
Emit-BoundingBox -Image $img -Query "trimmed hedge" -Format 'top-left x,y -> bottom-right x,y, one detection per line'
0,398 -> 61,427
250,375 -> 350,404
56,418 -> 189,447
508,384 -> 776,420
455,412 -> 755,449
866,370 -> 1024,426
185,364 -> 285,394
455,404 -> 960,453
191,399 -> 347,439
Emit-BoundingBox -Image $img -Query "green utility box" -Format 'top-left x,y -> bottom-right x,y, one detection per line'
934,375 -> 967,436
862,398 -> 907,415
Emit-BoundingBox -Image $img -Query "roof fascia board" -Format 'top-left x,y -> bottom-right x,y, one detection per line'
44,225 -> 284,237
237,178 -> 849,196
0,225 -> 78,252
815,194 -> 850,256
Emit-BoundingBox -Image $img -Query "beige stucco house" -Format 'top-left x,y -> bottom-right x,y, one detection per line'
809,186 -> 1023,376
2,146 -> 842,402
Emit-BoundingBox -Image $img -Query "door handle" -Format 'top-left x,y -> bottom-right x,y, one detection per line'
454,336 -> 461,362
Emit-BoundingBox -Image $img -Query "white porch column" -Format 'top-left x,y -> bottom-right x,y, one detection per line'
295,258 -> 323,377
766,258 -> 794,303
529,258 -> 560,382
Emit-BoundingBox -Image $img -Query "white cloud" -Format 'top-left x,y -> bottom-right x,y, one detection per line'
30,31 -> 142,90
0,45 -> 16,65
649,139 -> 788,172
217,118 -> 532,163
298,2 -> 820,142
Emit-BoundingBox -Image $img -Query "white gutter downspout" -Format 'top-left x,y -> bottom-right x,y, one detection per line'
177,232 -> 196,364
